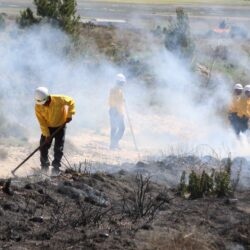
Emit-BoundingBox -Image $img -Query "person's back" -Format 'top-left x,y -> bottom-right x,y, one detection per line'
109,85 -> 124,114
237,96 -> 247,118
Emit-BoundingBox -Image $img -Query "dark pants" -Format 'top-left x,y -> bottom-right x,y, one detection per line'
109,108 -> 125,149
40,126 -> 66,170
228,113 -> 248,136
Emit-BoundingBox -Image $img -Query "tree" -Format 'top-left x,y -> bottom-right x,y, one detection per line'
17,0 -> 80,37
19,8 -> 38,27
164,7 -> 195,59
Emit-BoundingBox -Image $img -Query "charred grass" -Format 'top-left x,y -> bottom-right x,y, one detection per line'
0,168 -> 249,249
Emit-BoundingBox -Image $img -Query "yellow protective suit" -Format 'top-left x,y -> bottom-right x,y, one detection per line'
228,96 -> 246,118
245,98 -> 250,118
109,86 -> 124,114
35,95 -> 75,137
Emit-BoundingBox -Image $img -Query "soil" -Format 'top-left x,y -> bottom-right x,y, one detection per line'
0,169 -> 249,250
0,8 -> 250,250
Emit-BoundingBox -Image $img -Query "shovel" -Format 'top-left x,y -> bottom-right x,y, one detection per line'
11,125 -> 65,177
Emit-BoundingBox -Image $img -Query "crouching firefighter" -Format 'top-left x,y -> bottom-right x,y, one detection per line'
34,87 -> 75,174
228,83 -> 247,136
109,74 -> 126,150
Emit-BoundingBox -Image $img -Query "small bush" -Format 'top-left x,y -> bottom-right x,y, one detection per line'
17,0 -> 80,37
164,7 -> 195,59
178,156 -> 234,199
214,157 -> 232,197
122,173 -> 170,223
19,8 -> 38,27
188,170 -> 214,199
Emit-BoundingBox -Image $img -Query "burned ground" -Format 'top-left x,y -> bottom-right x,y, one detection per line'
0,5 -> 250,250
0,166 -> 249,250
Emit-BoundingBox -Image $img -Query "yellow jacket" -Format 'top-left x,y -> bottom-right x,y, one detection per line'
109,86 -> 124,114
35,95 -> 75,137
245,98 -> 250,118
229,96 -> 246,118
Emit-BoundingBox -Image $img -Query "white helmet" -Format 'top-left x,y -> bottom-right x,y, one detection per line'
244,85 -> 250,92
234,83 -> 243,90
35,87 -> 49,105
116,73 -> 126,84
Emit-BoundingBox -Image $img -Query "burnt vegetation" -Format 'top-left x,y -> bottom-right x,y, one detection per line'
0,2 -> 249,249
0,166 -> 249,249
0,170 -> 171,249
121,173 -> 170,224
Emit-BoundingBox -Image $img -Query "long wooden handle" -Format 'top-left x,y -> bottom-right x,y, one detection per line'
124,103 -> 140,158
11,125 -> 65,176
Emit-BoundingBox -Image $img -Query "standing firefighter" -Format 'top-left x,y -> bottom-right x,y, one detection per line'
35,87 -> 75,174
228,84 -> 247,136
109,74 -> 126,149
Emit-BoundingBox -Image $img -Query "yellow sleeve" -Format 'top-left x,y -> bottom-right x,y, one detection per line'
228,97 -> 237,113
35,106 -> 50,137
245,100 -> 250,118
61,95 -> 76,118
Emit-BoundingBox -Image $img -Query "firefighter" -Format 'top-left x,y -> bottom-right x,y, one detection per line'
228,84 -> 247,136
109,74 -> 126,150
35,87 -> 75,174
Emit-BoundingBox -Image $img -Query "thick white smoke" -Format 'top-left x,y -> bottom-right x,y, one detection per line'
0,24 -> 119,134
0,17 -> 249,179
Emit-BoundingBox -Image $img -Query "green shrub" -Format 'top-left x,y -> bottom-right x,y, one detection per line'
214,157 -> 232,197
179,157 -> 234,199
188,171 -> 202,198
164,7 -> 195,59
17,0 -> 80,37
19,8 -> 38,27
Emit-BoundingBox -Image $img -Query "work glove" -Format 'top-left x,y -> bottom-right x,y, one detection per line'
66,117 -> 72,123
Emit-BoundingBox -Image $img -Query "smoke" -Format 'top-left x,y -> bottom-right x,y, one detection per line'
0,24 -> 118,135
0,13 -> 250,179
124,47 -> 235,152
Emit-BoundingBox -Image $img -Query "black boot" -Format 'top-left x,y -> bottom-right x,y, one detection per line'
41,165 -> 49,173
41,160 -> 50,173
52,160 -> 61,176
51,166 -> 60,176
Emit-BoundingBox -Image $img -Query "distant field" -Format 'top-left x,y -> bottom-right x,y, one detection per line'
93,0 -> 250,5
0,0 -> 250,5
